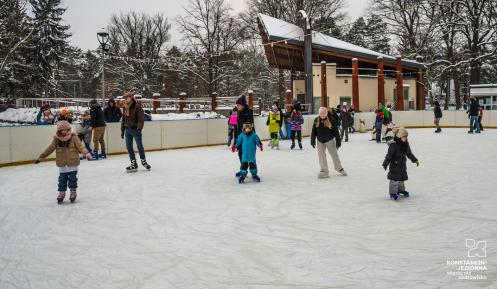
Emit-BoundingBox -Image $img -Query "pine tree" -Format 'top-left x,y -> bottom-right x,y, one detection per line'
29,0 -> 70,96
365,15 -> 390,54
345,17 -> 368,48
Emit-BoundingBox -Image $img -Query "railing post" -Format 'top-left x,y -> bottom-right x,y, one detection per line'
152,93 -> 160,114
286,89 -> 293,111
211,92 -> 218,111
396,56 -> 404,111
352,58 -> 360,111
179,92 -> 186,113
248,90 -> 254,110
320,61 -> 327,108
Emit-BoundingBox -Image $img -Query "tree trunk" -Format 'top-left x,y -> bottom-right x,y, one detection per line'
452,69 -> 461,109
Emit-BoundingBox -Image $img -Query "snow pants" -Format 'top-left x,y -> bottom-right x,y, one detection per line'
317,139 -> 343,174
240,162 -> 257,176
389,180 -> 405,195
58,171 -> 78,192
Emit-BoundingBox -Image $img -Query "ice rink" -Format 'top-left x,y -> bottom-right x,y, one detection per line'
1,128 -> 496,289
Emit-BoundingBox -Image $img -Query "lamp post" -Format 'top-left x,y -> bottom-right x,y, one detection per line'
97,28 -> 109,105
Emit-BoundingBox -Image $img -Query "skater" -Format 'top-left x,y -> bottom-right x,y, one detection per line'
36,106 -> 54,125
233,123 -> 262,183
348,105 -> 356,133
55,108 -> 73,124
35,120 -> 92,203
311,107 -> 347,178
121,93 -> 150,172
340,105 -> 353,142
467,97 -> 480,133
284,106 -> 292,140
382,127 -> 419,201
103,98 -> 122,123
373,105 -> 384,142
290,103 -> 304,149
478,106 -> 484,131
227,107 -> 238,146
267,105 -> 281,149
433,101 -> 442,133
232,95 -> 254,177
74,109 -> 93,154
89,99 -> 107,159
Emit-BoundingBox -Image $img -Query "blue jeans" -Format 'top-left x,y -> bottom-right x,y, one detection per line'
285,123 -> 292,139
469,116 -> 480,132
58,171 -> 78,191
125,128 -> 146,161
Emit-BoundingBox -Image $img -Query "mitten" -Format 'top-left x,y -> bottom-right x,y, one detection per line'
231,145 -> 236,153
259,144 -> 263,151
415,160 -> 420,167
85,152 -> 93,160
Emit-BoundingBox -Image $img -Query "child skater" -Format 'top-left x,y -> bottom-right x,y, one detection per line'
382,127 -> 419,201
290,102 -> 304,150
233,123 -> 262,183
227,107 -> 238,146
74,109 -> 93,154
35,120 -> 92,204
267,105 -> 281,149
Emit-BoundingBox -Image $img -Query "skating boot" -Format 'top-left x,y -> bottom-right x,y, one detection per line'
398,191 -> 410,198
390,193 -> 398,201
92,150 -> 99,160
141,159 -> 151,170
126,160 -> 138,173
298,142 -> 303,150
69,189 -> 77,203
57,191 -> 66,204
235,171 -> 242,177
252,175 -> 261,182
338,168 -> 348,176
238,174 -> 246,184
290,142 -> 295,150
99,150 -> 107,159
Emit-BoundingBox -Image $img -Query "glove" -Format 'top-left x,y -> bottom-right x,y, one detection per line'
383,165 -> 387,171
85,152 -> 93,160
231,145 -> 236,153
259,144 -> 263,151
35,157 -> 41,164
311,143 -> 315,148
415,160 -> 420,167
336,143 -> 341,150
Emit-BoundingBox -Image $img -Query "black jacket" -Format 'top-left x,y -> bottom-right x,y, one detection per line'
90,103 -> 106,128
340,111 -> 353,128
104,99 -> 122,122
467,99 -> 479,116
235,106 -> 254,141
434,105 -> 443,118
382,138 -> 418,181
311,114 -> 341,148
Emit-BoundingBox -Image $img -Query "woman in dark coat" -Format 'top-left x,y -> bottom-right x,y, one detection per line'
104,98 -> 122,123
433,101 -> 442,133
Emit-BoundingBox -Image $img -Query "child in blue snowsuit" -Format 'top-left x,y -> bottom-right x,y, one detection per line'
234,123 -> 262,183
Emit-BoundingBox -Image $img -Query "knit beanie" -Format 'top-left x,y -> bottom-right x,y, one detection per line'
57,120 -> 71,131
236,96 -> 247,106
395,127 -> 408,138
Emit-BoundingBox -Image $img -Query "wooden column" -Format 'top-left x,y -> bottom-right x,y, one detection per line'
396,56 -> 404,111
152,93 -> 160,114
377,56 -> 385,106
211,92 -> 217,111
179,92 -> 186,113
258,98 -> 262,115
352,58 -> 359,111
320,61 -> 327,107
416,56 -> 425,110
286,89 -> 293,111
248,90 -> 254,109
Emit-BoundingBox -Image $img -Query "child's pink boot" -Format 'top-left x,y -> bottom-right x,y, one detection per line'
69,189 -> 77,203
57,191 -> 66,204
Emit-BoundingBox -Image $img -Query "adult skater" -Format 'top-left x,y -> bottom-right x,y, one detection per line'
104,98 -> 122,123
478,106 -> 484,131
340,105 -> 353,142
467,97 -> 480,133
89,99 -> 107,159
348,105 -> 356,133
232,95 -> 254,176
433,101 -> 443,133
121,93 -> 151,172
311,107 -> 347,179
373,104 -> 384,142
382,127 -> 419,201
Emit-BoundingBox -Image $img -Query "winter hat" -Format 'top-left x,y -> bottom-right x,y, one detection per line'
272,104 -> 278,111
319,107 -> 328,118
243,123 -> 253,130
236,96 -> 247,106
60,108 -> 70,116
89,99 -> 98,105
395,127 -> 408,138
57,120 -> 71,131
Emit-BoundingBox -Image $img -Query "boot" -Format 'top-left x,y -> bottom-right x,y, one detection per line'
298,142 -> 303,150
141,159 -> 151,170
390,193 -> 398,201
69,189 -> 77,203
92,150 -> 99,160
290,142 -> 295,150
338,168 -> 348,176
398,191 -> 410,198
235,171 -> 242,178
126,160 -> 138,173
238,173 -> 247,184
99,150 -> 107,159
252,175 -> 261,182
57,191 -> 66,204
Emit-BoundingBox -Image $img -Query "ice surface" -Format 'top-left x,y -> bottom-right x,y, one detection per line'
0,129 -> 496,289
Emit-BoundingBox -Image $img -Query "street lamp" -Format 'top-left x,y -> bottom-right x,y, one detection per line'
97,28 -> 109,105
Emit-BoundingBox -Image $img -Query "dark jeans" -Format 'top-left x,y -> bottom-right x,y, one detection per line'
125,128 -> 146,161
291,130 -> 302,144
58,171 -> 78,191
375,121 -> 383,142
270,132 -> 278,140
240,162 -> 257,176
227,125 -> 235,145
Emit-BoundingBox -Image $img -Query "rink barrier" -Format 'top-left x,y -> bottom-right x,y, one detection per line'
1,111 -> 496,167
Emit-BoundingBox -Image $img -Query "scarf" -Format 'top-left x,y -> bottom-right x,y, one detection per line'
56,131 -> 72,142
123,100 -> 133,118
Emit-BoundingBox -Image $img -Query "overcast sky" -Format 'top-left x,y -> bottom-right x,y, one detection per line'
64,0 -> 370,51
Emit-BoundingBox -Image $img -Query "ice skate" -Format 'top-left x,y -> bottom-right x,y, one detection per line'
238,174 -> 246,184
318,171 -> 329,178
398,191 -> 410,198
99,151 -> 107,159
141,159 -> 151,170
290,142 -> 295,150
69,189 -> 77,203
390,193 -> 399,201
57,191 -> 66,204
126,160 -> 138,173
338,168 -> 348,176
235,171 -> 242,178
252,175 -> 261,182
298,142 -> 303,150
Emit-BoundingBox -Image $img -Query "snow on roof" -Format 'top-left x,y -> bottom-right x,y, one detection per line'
258,13 -> 423,69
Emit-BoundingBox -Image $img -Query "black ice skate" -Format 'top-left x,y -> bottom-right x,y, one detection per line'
390,193 -> 398,201
398,191 -> 410,198
141,159 -> 151,170
252,175 -> 261,182
126,160 -> 138,173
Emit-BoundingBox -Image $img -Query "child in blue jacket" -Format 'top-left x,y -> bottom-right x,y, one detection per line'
233,123 -> 262,183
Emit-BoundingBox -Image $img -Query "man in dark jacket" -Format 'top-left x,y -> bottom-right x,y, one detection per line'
89,99 -> 107,159
467,97 -> 480,133
121,94 -> 150,172
311,107 -> 347,178
433,101 -> 443,133
104,98 -> 122,123
382,127 -> 419,201
232,95 -> 254,176
340,106 -> 353,142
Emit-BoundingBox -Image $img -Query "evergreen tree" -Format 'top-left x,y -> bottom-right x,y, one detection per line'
365,14 -> 390,54
345,17 -> 368,48
29,0 -> 70,96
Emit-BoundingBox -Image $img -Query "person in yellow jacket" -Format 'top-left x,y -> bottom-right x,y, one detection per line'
267,105 -> 281,150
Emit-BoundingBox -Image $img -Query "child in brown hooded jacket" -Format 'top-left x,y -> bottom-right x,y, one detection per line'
36,120 -> 92,203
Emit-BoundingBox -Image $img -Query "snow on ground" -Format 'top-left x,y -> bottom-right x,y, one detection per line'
0,129 -> 496,289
